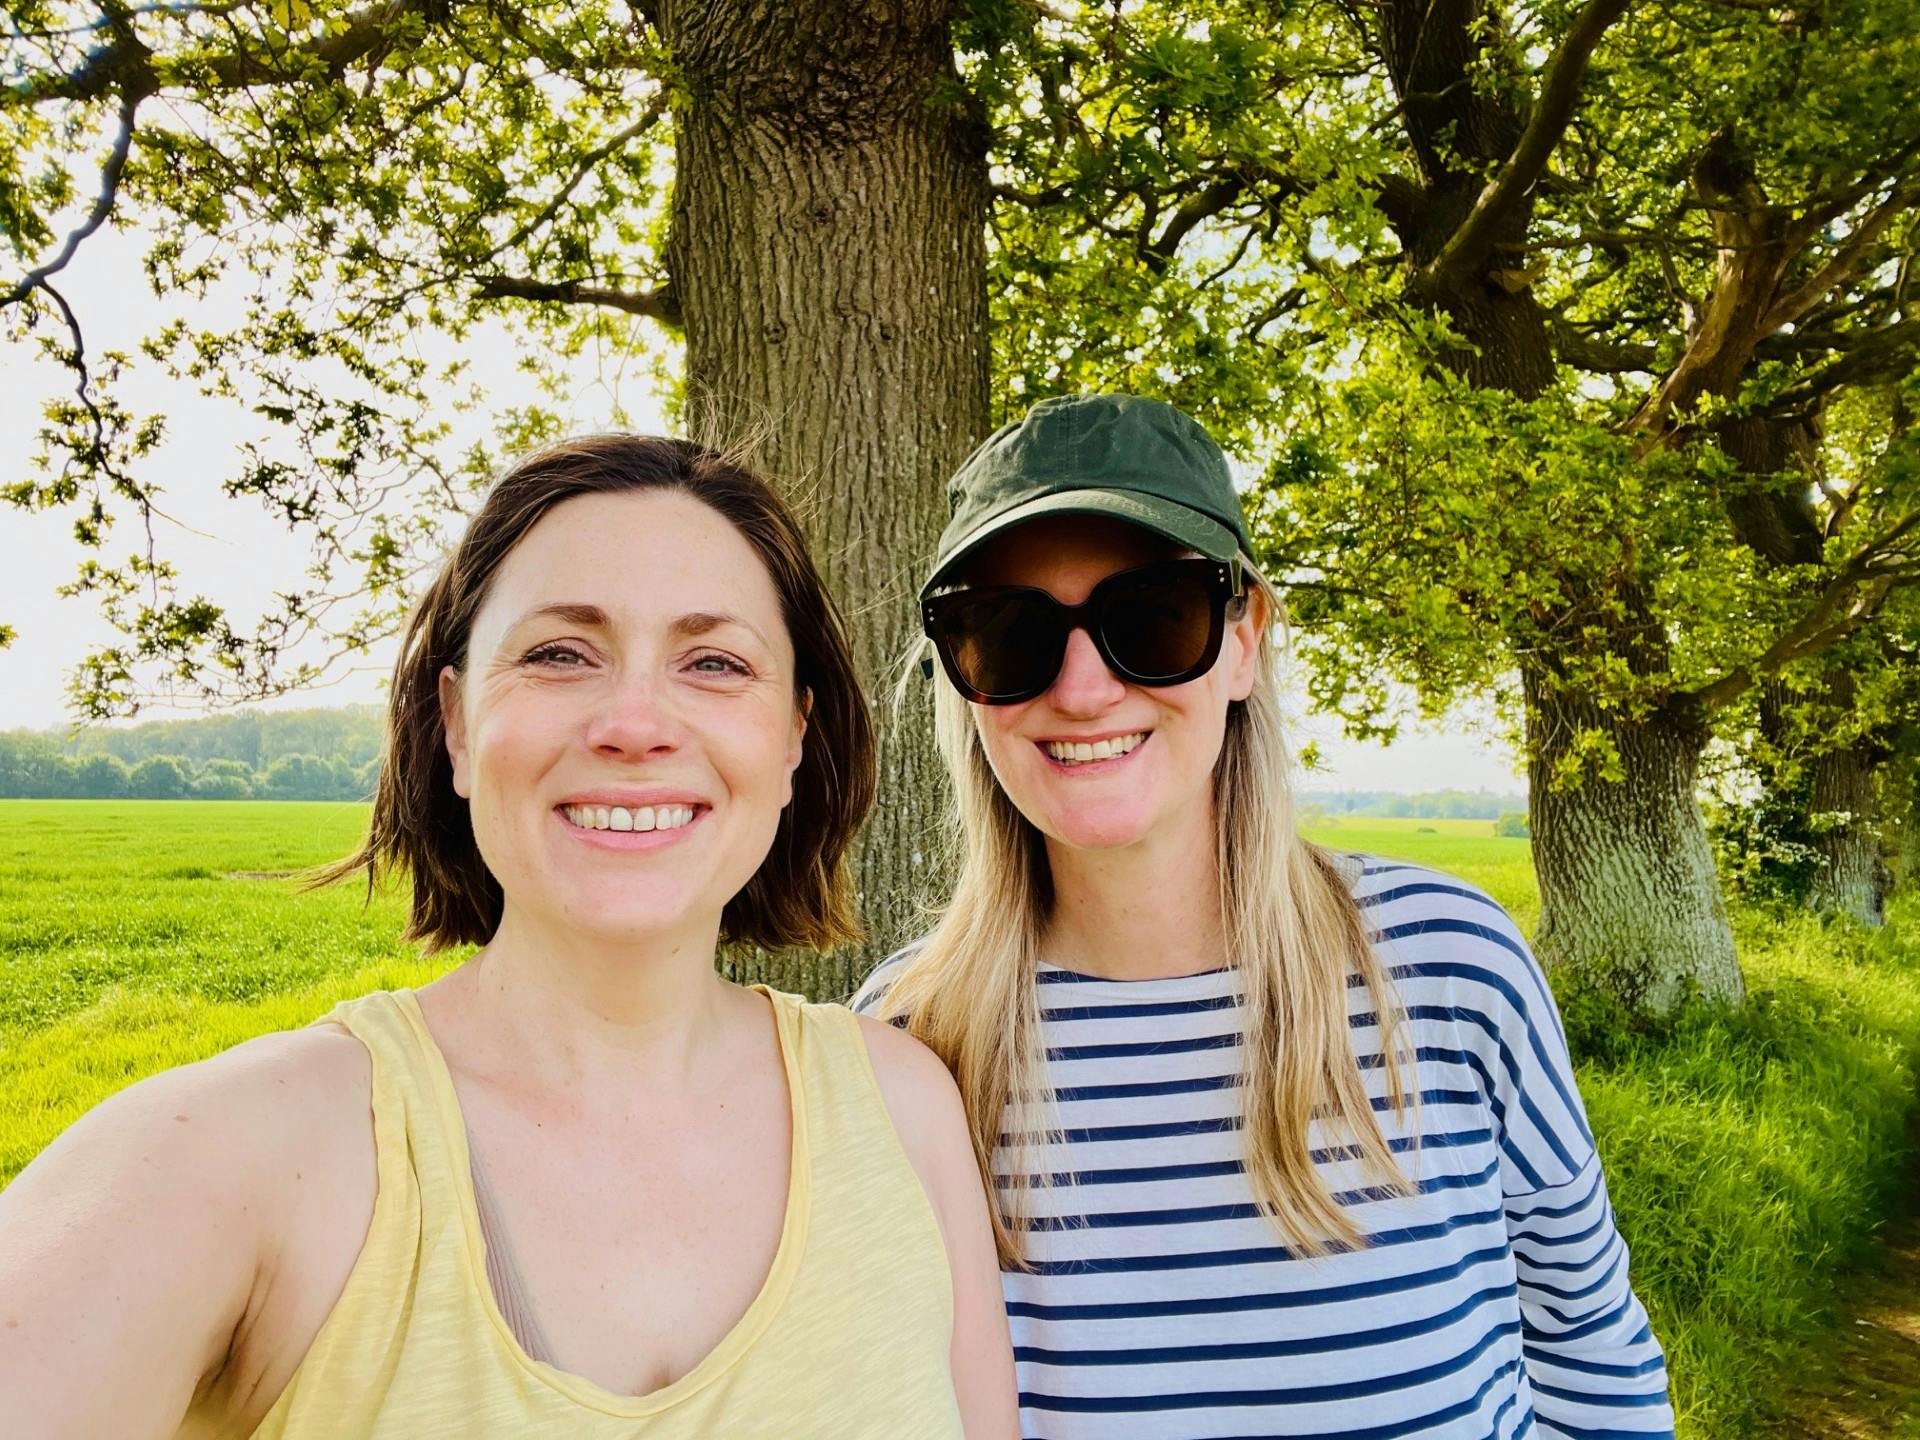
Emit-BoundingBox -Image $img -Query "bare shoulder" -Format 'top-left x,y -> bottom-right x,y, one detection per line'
0,1023 -> 377,1436
1,1021 -> 376,1292
852,1014 -> 974,1193
854,1013 -> 966,1122
50,1023 -> 372,1190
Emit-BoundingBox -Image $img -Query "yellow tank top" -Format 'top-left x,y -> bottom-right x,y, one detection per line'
232,986 -> 962,1438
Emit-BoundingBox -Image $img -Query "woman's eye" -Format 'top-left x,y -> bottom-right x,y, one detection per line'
523,644 -> 589,668
690,652 -> 752,677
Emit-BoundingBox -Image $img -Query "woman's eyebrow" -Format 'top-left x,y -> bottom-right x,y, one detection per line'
505,603 -> 770,649
671,610 -> 773,649
510,601 -> 609,630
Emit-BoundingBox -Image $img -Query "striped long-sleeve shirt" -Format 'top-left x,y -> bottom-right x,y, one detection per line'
853,856 -> 1675,1439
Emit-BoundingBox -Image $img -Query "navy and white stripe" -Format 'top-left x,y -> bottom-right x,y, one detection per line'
855,858 -> 1674,1439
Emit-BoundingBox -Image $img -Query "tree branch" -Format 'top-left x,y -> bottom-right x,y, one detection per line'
1414,0 -> 1631,291
1758,316 -> 1920,418
1690,507 -> 1920,713
1374,173 -> 1426,235
9,0 -> 432,105
1548,314 -> 1662,373
2,88 -> 144,307
471,274 -> 680,323
493,94 -> 669,259
1763,180 -> 1920,333
1141,175 -> 1246,274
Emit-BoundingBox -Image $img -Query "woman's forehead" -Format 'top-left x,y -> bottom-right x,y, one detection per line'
480,490 -> 786,640
965,514 -> 1184,587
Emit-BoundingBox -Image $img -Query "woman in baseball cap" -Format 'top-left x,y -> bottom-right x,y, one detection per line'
858,394 -> 1674,1439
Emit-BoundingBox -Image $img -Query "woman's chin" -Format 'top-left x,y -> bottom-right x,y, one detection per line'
552,893 -> 713,947
1041,809 -> 1159,855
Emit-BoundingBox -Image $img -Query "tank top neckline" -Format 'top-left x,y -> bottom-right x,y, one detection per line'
387,984 -> 815,1418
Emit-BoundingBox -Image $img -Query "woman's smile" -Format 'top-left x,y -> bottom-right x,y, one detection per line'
556,797 -> 708,849
1035,730 -> 1151,773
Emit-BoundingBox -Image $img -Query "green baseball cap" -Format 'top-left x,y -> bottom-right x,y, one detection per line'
923,393 -> 1253,597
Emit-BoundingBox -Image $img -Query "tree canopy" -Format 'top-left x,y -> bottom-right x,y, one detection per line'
7,0 -> 1917,1003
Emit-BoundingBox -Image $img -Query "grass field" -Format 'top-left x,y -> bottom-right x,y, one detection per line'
3,799 -> 1918,1436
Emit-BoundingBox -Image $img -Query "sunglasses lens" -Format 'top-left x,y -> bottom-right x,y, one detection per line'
936,590 -> 1063,699
1101,568 -> 1217,680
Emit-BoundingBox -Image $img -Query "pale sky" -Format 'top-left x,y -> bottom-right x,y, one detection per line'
1,229 -> 1524,794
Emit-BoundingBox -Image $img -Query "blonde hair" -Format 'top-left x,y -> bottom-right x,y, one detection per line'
875,567 -> 1413,1267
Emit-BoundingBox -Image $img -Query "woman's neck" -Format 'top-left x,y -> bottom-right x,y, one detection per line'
432,905 -> 736,1104
1039,807 -> 1228,981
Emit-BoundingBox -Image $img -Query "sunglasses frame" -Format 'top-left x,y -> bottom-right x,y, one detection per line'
921,557 -> 1244,705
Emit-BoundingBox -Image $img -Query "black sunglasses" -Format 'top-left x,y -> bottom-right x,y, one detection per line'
921,558 -> 1244,705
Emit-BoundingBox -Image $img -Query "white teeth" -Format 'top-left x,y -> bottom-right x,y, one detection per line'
563,804 -> 699,832
1046,732 -> 1147,765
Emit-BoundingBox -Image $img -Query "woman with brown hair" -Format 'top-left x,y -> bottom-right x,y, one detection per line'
0,435 -> 1016,1438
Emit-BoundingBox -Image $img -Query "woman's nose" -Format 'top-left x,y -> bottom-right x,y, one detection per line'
583,672 -> 684,759
1045,625 -> 1128,715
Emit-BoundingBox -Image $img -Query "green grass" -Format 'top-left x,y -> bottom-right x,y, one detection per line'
1299,815 -> 1543,931
3,800 -> 1917,1437
0,800 -> 419,1033
0,800 -> 459,1180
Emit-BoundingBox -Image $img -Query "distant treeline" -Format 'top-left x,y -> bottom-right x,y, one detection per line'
1298,789 -> 1526,820
0,706 -> 384,801
1,708 -> 1526,815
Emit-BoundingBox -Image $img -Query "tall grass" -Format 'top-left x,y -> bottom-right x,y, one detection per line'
1564,901 -> 1920,1434
0,801 -> 459,1180
1340,819 -> 1920,1435
2,804 -> 1916,1436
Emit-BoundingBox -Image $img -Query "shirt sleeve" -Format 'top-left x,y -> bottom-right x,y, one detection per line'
1462,909 -> 1677,1439
848,945 -> 915,1018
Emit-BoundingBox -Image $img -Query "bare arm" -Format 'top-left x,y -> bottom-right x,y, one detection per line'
0,1028 -> 373,1439
857,1015 -> 1019,1440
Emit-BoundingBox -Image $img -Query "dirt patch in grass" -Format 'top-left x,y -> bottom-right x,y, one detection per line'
1772,1112 -> 1920,1438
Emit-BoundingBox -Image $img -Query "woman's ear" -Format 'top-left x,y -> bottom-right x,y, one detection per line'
1225,585 -> 1268,703
438,666 -> 472,799
782,687 -> 811,808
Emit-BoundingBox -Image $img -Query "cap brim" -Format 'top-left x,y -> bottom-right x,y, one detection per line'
922,489 -> 1241,596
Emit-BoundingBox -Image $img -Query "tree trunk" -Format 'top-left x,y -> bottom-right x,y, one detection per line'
1806,740 -> 1891,927
1899,757 -> 1920,893
1370,0 -> 1748,1012
661,1 -> 989,997
1721,416 -> 1891,928
1524,673 -> 1744,1010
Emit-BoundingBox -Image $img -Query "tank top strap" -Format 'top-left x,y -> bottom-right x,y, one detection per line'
226,984 -> 961,1440
763,989 -> 950,1293
760,987 -> 883,1142
311,989 -> 473,1246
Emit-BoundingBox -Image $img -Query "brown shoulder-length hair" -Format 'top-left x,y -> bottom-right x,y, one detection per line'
319,433 -> 875,953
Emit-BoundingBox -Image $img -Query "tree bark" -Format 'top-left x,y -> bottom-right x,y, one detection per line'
660,1 -> 989,996
1725,415 -> 1891,927
1524,672 -> 1744,1010
1898,755 -> 1920,893
1806,739 -> 1891,927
